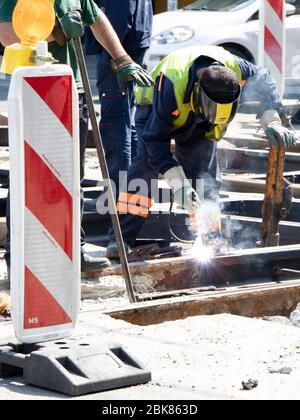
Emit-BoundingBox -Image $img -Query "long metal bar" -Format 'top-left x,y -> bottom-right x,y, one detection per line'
73,38 -> 136,303
273,267 -> 300,277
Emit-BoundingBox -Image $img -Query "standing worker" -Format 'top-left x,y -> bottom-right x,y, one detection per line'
107,45 -> 297,258
85,0 -> 153,193
0,0 -> 153,281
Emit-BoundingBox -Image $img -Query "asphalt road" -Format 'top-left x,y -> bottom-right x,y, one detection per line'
1,312 -> 300,400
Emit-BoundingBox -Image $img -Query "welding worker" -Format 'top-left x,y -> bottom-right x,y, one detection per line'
0,0 -> 153,273
106,45 -> 297,258
84,0 -> 153,193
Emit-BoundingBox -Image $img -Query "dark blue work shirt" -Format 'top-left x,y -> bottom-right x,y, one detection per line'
141,56 -> 283,175
84,0 -> 153,55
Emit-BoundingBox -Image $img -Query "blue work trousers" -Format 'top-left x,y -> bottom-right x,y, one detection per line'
97,48 -> 147,194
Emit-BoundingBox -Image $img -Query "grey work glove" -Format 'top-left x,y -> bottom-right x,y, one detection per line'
111,54 -> 154,90
260,110 -> 297,149
52,10 -> 84,46
173,186 -> 201,213
164,166 -> 201,213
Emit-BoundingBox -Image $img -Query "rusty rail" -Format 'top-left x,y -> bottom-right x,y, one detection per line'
103,280 -> 300,326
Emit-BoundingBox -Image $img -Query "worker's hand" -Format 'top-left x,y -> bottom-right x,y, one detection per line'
112,55 -> 153,90
52,11 -> 84,46
164,166 -> 201,213
265,122 -> 297,149
260,109 -> 297,149
173,185 -> 201,213
0,292 -> 10,317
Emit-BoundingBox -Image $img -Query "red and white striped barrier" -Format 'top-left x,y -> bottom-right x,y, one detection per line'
259,0 -> 286,97
9,65 -> 80,343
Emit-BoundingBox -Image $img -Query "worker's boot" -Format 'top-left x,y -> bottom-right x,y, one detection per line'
106,240 -> 131,260
81,251 -> 111,272
0,292 -> 11,317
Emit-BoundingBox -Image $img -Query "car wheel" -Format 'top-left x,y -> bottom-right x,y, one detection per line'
220,45 -> 254,63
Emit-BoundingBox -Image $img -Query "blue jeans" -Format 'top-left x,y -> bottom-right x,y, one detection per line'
96,48 -> 147,194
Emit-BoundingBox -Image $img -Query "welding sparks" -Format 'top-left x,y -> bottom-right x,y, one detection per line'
187,201 -> 223,263
197,246 -> 214,263
190,236 -> 214,263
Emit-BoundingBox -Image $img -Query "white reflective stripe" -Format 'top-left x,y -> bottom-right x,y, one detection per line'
24,207 -> 73,319
23,80 -> 73,195
265,2 -> 284,46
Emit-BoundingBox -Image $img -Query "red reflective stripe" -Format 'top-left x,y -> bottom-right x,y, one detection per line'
25,141 -> 73,261
117,193 -> 152,218
268,0 -> 283,20
118,192 -> 152,209
117,202 -> 149,217
117,201 -> 128,213
24,75 -> 73,136
128,204 -> 149,218
172,109 -> 180,117
24,266 -> 72,329
265,26 -> 283,72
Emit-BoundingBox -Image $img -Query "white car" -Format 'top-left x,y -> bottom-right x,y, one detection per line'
145,0 -> 300,95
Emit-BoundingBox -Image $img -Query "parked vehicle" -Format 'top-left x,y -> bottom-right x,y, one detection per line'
145,0 -> 300,95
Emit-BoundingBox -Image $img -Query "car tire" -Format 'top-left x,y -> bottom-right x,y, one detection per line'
221,45 -> 254,63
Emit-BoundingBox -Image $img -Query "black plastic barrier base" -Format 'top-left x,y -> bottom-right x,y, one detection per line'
0,338 -> 151,396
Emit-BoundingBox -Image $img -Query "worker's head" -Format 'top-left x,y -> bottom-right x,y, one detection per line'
191,65 -> 241,124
